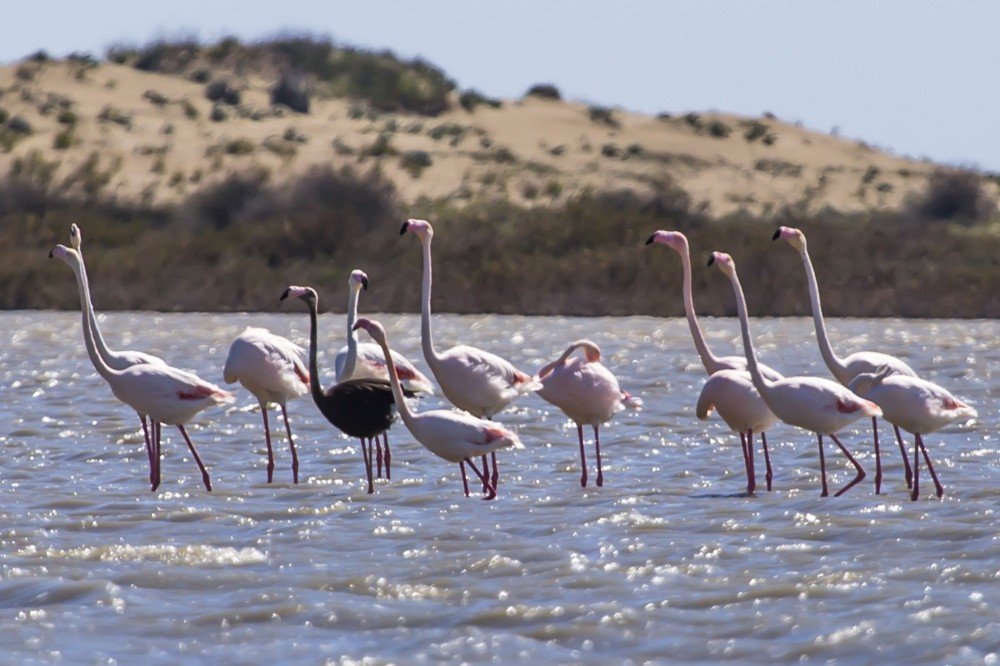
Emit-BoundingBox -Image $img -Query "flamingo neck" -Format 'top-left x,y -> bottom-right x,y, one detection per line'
341,286 -> 360,380
728,268 -> 774,395
77,251 -> 117,365
798,245 -> 848,382
304,299 -> 326,405
69,254 -> 118,384
419,237 -> 439,364
373,333 -> 416,429
677,242 -> 723,374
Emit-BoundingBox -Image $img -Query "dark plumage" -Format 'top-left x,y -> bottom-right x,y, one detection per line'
281,285 -> 402,493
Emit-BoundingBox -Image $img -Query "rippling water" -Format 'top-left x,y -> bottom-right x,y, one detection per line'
0,312 -> 996,664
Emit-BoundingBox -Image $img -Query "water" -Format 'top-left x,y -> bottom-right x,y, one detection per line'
0,312 -> 996,664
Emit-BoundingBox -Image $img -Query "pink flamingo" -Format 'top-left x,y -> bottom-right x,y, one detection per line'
773,226 -> 917,494
223,327 -> 309,484
400,219 -> 539,492
849,367 -> 977,501
51,245 -> 234,491
354,317 -> 523,500
334,268 -> 435,479
647,230 -> 781,492
536,340 -> 641,488
71,223 -> 167,488
709,251 -> 880,497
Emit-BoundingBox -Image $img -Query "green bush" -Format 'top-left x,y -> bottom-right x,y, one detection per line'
706,120 -> 731,138
205,79 -> 240,105
271,75 -> 310,113
400,150 -> 432,177
224,138 -> 255,155
588,106 -> 620,128
53,127 -> 76,150
525,83 -> 561,100
459,90 -> 502,112
97,106 -> 132,129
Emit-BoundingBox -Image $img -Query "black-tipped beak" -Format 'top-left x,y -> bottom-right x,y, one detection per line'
706,255 -> 715,267
48,249 -> 54,258
279,288 -> 290,302
645,234 -> 655,245
399,222 -> 409,236
361,276 -> 369,290
771,228 -> 781,241
351,322 -> 363,332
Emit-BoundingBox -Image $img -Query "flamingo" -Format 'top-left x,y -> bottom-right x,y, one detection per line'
709,251 -> 880,497
400,218 -> 539,491
71,223 -> 167,488
773,226 -> 918,494
50,245 -> 233,491
281,285 -> 402,493
647,229 -> 781,492
334,268 -> 434,479
849,367 -> 977,501
223,327 -> 309,484
354,317 -> 523,501
536,340 -> 642,488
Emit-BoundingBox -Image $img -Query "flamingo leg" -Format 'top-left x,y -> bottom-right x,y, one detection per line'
153,421 -> 162,491
177,425 -> 212,492
916,433 -> 943,499
480,455 -> 489,492
745,428 -> 756,494
375,436 -> 384,479
358,437 -> 372,493
738,431 -> 752,494
817,435 -> 829,497
382,431 -> 391,480
139,415 -> 154,490
261,402 -> 275,484
464,457 -> 496,500
760,431 -> 773,491
871,416 -> 882,495
830,433 -> 866,497
460,461 -> 470,497
279,403 -> 298,484
910,433 -> 921,501
491,451 -> 499,491
593,425 -> 604,487
364,438 -> 374,494
894,424 -> 913,490
578,424 -> 588,488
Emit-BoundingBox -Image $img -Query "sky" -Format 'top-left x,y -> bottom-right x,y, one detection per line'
4,0 -> 1000,171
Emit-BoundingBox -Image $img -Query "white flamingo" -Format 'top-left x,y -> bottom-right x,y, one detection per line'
354,317 -> 523,500
849,367 -> 977,501
51,245 -> 234,491
400,218 -> 539,490
536,340 -> 641,488
71,223 -> 167,487
335,269 -> 434,393
648,229 -> 781,492
774,226 -> 917,494
223,327 -> 309,484
710,251 -> 881,497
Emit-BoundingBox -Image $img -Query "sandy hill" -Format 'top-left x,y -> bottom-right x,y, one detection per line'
2,52 -> 985,220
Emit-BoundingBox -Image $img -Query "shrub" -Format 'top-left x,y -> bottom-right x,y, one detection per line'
97,106 -> 132,129
588,106 -> 620,128
707,120 -> 731,138
525,83 -> 561,100
743,120 -> 769,142
15,63 -> 38,82
57,109 -> 78,125
28,50 -> 51,63
548,145 -> 566,157
53,127 -> 76,150
683,113 -> 702,130
190,68 -> 212,83
210,104 -> 229,122
205,79 -> 241,105
459,90 -> 502,112
0,108 -> 8,124
143,89 -> 170,107
263,137 -> 297,159
7,115 -> 33,134
283,127 -> 308,143
601,143 -> 620,158
360,133 -> 396,158
909,170 -> 986,222
224,138 -> 255,155
332,137 -> 355,156
400,150 -> 432,177
428,122 -> 465,141
181,99 -> 200,120
271,75 -> 310,113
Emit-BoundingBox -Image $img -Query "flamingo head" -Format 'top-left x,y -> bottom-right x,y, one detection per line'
847,365 -> 894,396
69,223 -> 82,251
349,269 -> 369,291
280,285 -> 317,305
706,251 -> 735,275
573,340 -> 602,363
772,226 -> 806,250
645,230 -> 687,252
352,317 -> 386,343
400,218 -> 433,240
48,244 -> 81,267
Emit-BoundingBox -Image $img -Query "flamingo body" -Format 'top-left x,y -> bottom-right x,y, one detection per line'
696,370 -> 778,434
537,345 -> 638,426
107,364 -> 235,425
849,373 -> 977,435
335,342 -> 434,394
224,327 -> 309,405
433,345 -> 538,418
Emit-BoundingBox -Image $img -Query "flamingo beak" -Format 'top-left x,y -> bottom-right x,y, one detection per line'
48,249 -> 54,258
706,254 -> 715,267
771,228 -> 782,241
361,276 -> 369,290
645,234 -> 655,245
399,222 -> 409,236
352,321 -> 363,331
279,288 -> 290,302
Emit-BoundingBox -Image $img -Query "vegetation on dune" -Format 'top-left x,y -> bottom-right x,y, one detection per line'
1,155 -> 996,317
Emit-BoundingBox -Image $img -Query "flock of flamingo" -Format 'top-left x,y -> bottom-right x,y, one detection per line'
47,220 -> 977,501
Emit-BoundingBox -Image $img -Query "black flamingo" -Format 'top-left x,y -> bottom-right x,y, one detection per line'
281,285 -> 401,493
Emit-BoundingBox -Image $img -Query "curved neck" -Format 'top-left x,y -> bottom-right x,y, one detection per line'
728,268 -> 774,395
68,255 -> 118,383
677,242 -> 723,374
304,300 -> 326,404
341,286 -> 361,378
372,334 -> 416,428
419,237 -> 439,363
798,245 -> 847,380
78,252 -> 117,363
